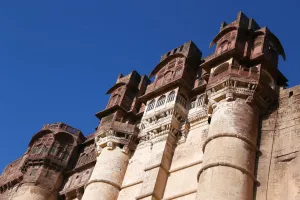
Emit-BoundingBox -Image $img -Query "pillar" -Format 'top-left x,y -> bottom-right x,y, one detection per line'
196,99 -> 259,200
82,146 -> 129,200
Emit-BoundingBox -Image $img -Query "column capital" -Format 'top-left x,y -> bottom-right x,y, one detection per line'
206,76 -> 275,115
95,122 -> 139,155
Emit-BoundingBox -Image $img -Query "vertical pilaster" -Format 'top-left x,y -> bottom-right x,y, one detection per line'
136,133 -> 176,200
196,99 -> 259,200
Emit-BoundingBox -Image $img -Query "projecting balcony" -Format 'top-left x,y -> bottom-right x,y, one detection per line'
207,64 -> 260,89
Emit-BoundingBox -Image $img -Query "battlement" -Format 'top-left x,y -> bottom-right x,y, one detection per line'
159,41 -> 202,63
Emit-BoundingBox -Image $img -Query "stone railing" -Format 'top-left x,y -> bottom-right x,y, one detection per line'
209,65 -> 260,86
42,123 -> 81,135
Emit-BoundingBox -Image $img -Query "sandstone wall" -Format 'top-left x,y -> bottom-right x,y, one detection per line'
257,85 -> 300,200
10,184 -> 56,200
163,121 -> 208,200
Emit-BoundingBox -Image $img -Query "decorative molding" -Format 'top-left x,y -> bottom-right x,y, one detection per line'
121,180 -> 143,190
162,189 -> 197,200
85,179 -> 121,190
197,162 -> 256,182
169,160 -> 203,173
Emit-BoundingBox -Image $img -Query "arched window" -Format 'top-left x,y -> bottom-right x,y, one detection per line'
31,144 -> 43,155
156,95 -> 166,108
62,151 -> 70,161
167,91 -> 176,103
197,94 -> 205,107
189,98 -> 197,110
146,100 -> 156,112
49,143 -> 59,155
42,145 -> 49,154
164,71 -> 173,82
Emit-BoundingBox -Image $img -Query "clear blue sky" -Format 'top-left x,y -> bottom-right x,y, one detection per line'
0,0 -> 299,172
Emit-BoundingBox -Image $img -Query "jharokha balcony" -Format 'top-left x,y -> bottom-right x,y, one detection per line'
207,63 -> 260,89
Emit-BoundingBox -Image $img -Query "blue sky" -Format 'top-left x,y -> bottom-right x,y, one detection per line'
0,0 -> 299,172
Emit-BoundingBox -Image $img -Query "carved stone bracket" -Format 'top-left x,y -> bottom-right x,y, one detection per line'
95,123 -> 139,156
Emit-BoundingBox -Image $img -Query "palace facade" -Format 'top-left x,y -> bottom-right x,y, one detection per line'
1,12 -> 299,200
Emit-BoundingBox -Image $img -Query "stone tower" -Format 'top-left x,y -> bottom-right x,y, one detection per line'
4,11 -> 300,200
9,123 -> 85,200
195,12 -> 286,200
82,71 -> 150,200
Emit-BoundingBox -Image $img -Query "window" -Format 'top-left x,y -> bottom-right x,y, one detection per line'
164,71 -> 172,82
167,91 -> 176,103
175,68 -> 182,77
30,147 -> 37,154
146,100 -> 156,112
62,151 -> 70,161
156,95 -> 166,108
49,144 -> 58,155
189,98 -> 197,109
197,95 -> 205,107
31,145 -> 42,154
42,146 -> 48,154
156,75 -> 163,86
168,60 -> 176,69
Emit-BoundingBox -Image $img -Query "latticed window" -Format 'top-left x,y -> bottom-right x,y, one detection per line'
42,146 -> 48,153
31,145 -> 43,155
156,75 -> 163,87
189,98 -> 197,109
146,100 -> 156,112
62,151 -> 70,161
49,143 -> 59,155
167,91 -> 176,103
197,94 -> 205,106
156,95 -> 166,108
175,67 -> 183,77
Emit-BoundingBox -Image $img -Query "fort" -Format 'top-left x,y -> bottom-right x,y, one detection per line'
0,11 -> 299,200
